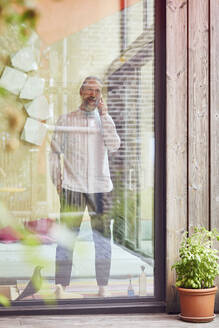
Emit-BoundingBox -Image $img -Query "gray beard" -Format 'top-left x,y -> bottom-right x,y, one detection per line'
83,105 -> 96,112
82,99 -> 98,112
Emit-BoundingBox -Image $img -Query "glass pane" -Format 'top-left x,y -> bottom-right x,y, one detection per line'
0,0 -> 155,303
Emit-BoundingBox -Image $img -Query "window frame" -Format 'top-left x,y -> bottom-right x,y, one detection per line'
0,0 -> 166,315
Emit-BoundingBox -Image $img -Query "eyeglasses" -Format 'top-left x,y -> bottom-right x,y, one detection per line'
85,88 -> 101,95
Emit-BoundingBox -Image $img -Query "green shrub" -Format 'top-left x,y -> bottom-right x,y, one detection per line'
172,227 -> 219,289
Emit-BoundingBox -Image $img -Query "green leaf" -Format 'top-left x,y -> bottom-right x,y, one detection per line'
0,87 -> 9,97
0,294 -> 10,307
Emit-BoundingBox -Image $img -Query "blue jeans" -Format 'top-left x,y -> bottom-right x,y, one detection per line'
55,189 -> 112,287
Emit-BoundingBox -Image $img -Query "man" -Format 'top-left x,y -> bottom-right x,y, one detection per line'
50,76 -> 120,297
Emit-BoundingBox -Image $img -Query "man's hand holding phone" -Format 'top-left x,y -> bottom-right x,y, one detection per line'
98,97 -> 108,116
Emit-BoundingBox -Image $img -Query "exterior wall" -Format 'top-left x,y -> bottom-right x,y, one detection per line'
166,0 -> 219,312
36,0 -> 141,45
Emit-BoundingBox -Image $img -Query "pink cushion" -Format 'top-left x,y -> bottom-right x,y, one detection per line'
24,218 -> 54,234
0,226 -> 21,242
0,219 -> 55,244
24,218 -> 55,244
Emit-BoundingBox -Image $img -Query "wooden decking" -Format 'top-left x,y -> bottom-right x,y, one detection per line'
0,314 -> 218,327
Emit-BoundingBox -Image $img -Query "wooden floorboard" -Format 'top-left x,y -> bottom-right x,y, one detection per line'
0,314 -> 218,327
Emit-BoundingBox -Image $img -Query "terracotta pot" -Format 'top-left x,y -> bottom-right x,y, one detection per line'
177,286 -> 218,323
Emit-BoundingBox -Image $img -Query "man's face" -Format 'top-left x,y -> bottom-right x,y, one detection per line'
80,79 -> 102,112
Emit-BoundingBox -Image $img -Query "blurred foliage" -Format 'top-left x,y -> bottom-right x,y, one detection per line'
111,172 -> 137,250
0,0 -> 39,41
0,294 -> 10,306
0,87 -> 9,96
0,1 -> 38,155
0,201 -> 52,305
0,0 -> 76,306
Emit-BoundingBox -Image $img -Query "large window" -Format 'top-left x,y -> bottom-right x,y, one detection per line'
0,0 -> 165,313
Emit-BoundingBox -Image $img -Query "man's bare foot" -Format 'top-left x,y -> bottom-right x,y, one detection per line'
55,284 -> 67,298
98,285 -> 111,297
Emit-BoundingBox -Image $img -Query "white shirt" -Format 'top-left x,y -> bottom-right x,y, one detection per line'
50,108 -> 120,193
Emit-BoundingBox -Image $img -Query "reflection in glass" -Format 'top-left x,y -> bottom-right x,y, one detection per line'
0,0 -> 155,302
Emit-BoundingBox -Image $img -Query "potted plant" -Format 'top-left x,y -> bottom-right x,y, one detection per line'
172,227 -> 219,323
